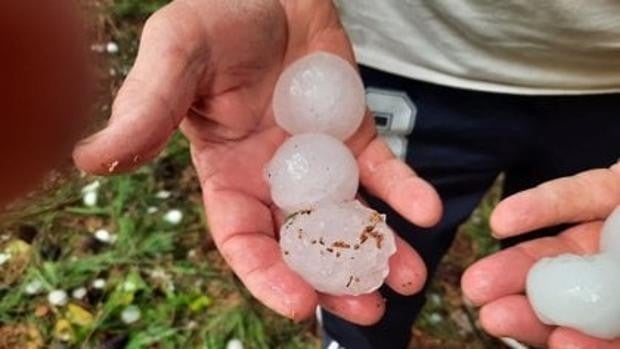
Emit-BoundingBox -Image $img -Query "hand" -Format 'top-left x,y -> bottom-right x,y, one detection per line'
462,163 -> 620,348
73,0 -> 442,324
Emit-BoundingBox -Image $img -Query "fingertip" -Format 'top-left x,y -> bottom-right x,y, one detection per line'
461,249 -> 530,306
461,260 -> 495,306
408,176 -> 443,228
286,286 -> 320,322
247,260 -> 319,322
479,295 -> 552,346
72,121 -> 168,175
490,192 -> 534,238
386,237 -> 427,295
549,328 -> 620,349
319,292 -> 385,326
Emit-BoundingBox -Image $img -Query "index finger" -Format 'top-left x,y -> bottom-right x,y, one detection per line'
491,165 -> 620,238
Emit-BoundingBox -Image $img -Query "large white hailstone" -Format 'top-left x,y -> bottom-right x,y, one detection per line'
527,253 -> 620,339
273,52 -> 366,140
266,133 -> 358,213
600,206 -> 620,255
280,200 -> 396,296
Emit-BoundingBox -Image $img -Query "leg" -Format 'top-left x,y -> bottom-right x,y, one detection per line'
502,93 -> 620,248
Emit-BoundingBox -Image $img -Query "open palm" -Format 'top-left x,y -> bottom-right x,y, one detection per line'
74,0 -> 441,325
463,165 -> 620,348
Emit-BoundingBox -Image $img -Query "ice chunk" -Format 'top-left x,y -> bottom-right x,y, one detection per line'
280,200 -> 396,296
266,133 -> 358,213
527,253 -> 620,339
600,206 -> 620,255
273,52 -> 366,140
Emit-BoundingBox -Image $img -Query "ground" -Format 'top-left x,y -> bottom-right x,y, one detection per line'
0,1 -> 511,348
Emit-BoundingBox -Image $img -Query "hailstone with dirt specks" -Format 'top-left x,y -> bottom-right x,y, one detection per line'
527,207 -> 620,339
266,133 -> 359,213
280,200 -> 396,296
273,52 -> 366,140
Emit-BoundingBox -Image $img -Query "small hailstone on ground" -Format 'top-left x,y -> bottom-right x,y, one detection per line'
94,229 -> 116,244
0,252 -> 11,266
92,279 -> 106,289
122,280 -> 137,292
429,293 -> 442,306
48,290 -> 68,306
280,200 -> 396,296
83,192 -> 98,207
72,287 -> 87,300
25,280 -> 44,295
106,41 -> 119,54
147,206 -> 159,214
428,313 -> 443,324
81,180 -> 101,207
273,52 -> 366,140
121,305 -> 141,324
155,190 -> 172,199
163,209 -> 183,225
226,338 -> 244,349
266,133 -> 358,213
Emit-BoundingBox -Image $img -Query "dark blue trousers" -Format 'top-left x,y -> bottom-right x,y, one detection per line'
322,66 -> 620,349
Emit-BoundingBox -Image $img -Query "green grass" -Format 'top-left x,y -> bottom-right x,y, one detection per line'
0,133 -> 318,349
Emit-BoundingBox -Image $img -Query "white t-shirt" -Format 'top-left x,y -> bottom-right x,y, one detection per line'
335,0 -> 620,94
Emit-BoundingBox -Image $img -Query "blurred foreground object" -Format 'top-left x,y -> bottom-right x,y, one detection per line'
0,0 -> 90,206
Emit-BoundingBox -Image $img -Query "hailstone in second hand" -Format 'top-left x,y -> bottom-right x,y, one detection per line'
273,52 -> 366,140
526,206 -> 620,340
527,254 -> 620,339
266,133 -> 359,213
280,200 -> 397,296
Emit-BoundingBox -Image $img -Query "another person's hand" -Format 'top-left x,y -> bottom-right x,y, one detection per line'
74,0 -> 442,324
462,163 -> 620,348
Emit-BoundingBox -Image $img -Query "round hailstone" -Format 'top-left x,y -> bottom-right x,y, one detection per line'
121,305 -> 141,324
280,200 -> 396,296
72,287 -> 88,300
48,289 -> 69,307
527,253 -> 620,339
92,279 -> 106,289
106,41 -> 119,54
82,191 -> 98,207
600,206 -> 620,255
273,52 -> 366,140
94,229 -> 115,244
226,339 -> 244,349
163,209 -> 183,225
266,133 -> 359,213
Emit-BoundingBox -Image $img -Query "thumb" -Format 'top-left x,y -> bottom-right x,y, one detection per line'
74,2 -> 207,174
